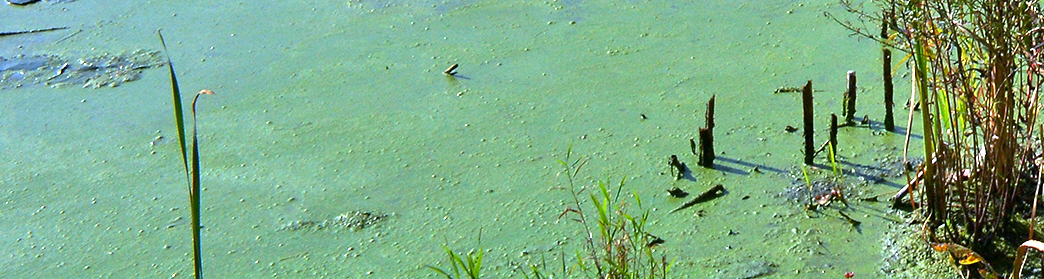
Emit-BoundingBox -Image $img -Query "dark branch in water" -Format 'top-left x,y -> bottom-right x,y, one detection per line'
670,184 -> 726,213
0,26 -> 67,37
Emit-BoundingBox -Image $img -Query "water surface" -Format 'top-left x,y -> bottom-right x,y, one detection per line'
0,0 -> 922,277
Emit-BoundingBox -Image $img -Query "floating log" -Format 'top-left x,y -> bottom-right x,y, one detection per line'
883,49 -> 895,131
670,184 -> 726,213
843,71 -> 857,123
802,80 -> 814,165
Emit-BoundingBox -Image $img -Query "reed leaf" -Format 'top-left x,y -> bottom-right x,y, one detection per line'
158,30 -> 204,279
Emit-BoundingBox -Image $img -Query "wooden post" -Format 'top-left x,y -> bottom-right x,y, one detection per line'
883,48 -> 895,131
843,71 -> 857,123
830,113 -> 838,157
706,95 -> 715,130
880,11 -> 888,39
802,80 -> 814,165
698,95 -> 715,168
698,128 -> 713,168
689,138 -> 697,155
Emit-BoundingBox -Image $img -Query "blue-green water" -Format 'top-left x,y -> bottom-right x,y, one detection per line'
0,0 -> 933,277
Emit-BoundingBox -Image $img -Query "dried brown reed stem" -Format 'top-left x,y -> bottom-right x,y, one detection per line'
1012,240 -> 1044,279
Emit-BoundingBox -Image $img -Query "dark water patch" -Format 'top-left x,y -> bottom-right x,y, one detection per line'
349,0 -> 481,15
778,155 -> 919,206
0,55 -> 51,71
736,260 -> 777,279
0,50 -> 164,89
279,210 -> 391,232
4,0 -> 75,5
5,0 -> 38,4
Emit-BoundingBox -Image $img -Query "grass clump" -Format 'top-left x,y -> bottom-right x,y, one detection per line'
427,144 -> 670,279
526,144 -> 670,279
427,233 -> 484,279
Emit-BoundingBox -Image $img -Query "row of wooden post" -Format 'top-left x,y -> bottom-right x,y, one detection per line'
799,42 -> 896,165
693,40 -> 895,168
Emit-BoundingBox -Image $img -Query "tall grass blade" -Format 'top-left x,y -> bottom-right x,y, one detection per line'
158,30 -> 189,183
158,30 -> 203,279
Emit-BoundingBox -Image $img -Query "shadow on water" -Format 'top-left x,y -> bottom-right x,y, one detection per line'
838,160 -> 906,189
839,119 -> 923,140
715,156 -> 786,175
678,163 -> 697,181
446,74 -> 472,80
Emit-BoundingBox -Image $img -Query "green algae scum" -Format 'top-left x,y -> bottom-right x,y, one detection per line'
1,0 -> 1043,278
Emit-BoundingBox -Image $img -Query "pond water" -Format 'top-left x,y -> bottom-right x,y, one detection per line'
0,0 -> 937,278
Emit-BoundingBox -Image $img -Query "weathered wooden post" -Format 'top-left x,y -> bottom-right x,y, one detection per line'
843,71 -> 857,123
802,80 -> 814,165
883,49 -> 895,131
830,113 -> 838,157
881,11 -> 895,131
697,95 -> 716,168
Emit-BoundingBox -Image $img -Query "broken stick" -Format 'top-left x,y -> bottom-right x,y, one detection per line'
670,184 -> 726,213
0,26 -> 68,37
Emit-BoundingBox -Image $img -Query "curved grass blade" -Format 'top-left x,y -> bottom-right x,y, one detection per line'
158,30 -> 189,183
158,29 -> 203,279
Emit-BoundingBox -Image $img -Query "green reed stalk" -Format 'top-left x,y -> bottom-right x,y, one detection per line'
159,30 -> 205,279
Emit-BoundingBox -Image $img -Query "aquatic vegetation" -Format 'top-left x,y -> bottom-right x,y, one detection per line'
279,211 -> 389,231
556,145 -> 670,278
518,144 -> 670,278
159,30 -> 212,279
1012,240 -> 1044,278
836,0 -> 1044,276
0,50 -> 164,89
427,234 -> 484,279
932,242 -> 998,278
